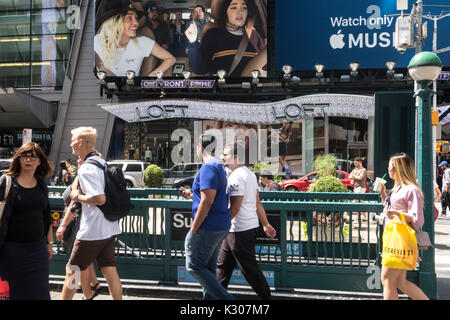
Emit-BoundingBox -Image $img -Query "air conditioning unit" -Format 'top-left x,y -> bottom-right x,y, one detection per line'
394,16 -> 414,51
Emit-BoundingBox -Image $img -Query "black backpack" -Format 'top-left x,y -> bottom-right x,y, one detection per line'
84,159 -> 133,222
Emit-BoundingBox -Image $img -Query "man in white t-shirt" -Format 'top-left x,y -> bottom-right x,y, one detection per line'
65,127 -> 122,300
217,143 -> 276,299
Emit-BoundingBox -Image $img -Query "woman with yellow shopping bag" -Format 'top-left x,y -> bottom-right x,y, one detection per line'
377,153 -> 429,300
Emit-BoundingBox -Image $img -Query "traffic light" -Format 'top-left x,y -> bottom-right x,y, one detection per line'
432,109 -> 439,126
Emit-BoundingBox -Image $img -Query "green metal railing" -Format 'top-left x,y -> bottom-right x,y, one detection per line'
47,187 -> 433,296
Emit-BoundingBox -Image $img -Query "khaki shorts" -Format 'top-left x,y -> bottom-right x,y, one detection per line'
68,236 -> 116,271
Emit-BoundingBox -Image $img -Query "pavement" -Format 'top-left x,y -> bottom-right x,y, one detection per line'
48,204 -> 450,301
434,201 -> 450,300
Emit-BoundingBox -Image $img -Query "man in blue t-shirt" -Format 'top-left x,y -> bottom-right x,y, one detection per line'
180,134 -> 233,300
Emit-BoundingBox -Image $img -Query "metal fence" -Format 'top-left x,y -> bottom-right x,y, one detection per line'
48,187 -> 430,296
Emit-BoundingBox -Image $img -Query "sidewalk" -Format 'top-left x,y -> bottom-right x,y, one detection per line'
49,275 -> 386,300
49,207 -> 449,301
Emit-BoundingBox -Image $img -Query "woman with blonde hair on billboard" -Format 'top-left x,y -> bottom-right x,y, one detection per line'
94,0 -> 175,77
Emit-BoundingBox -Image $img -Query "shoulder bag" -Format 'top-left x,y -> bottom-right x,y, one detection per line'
416,230 -> 432,250
0,175 -> 12,228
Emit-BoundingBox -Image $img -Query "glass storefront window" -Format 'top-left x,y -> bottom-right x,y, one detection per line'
113,118 -> 304,175
31,60 -> 66,88
328,117 -> 368,161
31,35 -> 70,60
0,1 -> 31,11
0,11 -> 31,36
329,117 -> 347,159
32,8 -> 71,34
261,121 -> 302,174
0,36 -> 31,62
314,117 -> 325,157
0,1 -> 78,89
0,130 -> 53,158
33,0 -> 81,9
347,118 -> 368,144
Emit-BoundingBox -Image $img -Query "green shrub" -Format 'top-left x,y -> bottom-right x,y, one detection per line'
308,171 -> 348,228
143,164 -> 164,188
308,175 -> 347,193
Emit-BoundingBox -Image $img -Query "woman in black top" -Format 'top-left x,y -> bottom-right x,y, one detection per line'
185,0 -> 263,77
0,142 -> 52,300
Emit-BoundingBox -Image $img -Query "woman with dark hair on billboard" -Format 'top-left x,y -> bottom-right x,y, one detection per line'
185,0 -> 266,77
94,1 -> 175,77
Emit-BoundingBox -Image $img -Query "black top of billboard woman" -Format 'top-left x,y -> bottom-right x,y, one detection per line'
187,27 -> 258,77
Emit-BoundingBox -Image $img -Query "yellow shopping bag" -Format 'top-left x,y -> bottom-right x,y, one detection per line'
381,213 -> 418,270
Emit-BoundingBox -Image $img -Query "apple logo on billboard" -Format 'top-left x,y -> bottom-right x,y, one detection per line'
329,30 -> 345,49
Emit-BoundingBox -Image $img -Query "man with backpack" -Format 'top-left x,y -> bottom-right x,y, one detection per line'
66,127 -> 122,300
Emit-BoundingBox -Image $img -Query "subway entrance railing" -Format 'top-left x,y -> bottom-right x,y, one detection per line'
47,187 -> 431,296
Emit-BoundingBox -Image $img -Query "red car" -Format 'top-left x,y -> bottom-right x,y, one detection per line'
281,170 -> 367,192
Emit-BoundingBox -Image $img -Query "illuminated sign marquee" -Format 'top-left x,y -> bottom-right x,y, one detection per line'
141,80 -> 216,89
100,94 -> 374,124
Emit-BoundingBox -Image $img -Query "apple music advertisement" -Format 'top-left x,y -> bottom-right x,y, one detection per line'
94,0 -> 268,78
274,0 -> 450,70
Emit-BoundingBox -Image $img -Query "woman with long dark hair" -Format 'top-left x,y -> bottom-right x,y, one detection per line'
185,0 -> 266,77
0,142 -> 52,300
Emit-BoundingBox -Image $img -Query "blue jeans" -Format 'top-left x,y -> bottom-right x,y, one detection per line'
185,229 -> 234,300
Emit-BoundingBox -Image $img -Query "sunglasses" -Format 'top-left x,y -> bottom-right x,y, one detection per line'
19,153 -> 38,160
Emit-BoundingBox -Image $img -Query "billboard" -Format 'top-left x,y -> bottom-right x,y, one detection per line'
275,0 -> 450,70
94,0 -> 267,78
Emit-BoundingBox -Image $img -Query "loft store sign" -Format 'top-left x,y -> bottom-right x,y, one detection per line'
272,103 -> 327,120
136,104 -> 189,120
99,94 -> 374,124
135,103 -> 327,121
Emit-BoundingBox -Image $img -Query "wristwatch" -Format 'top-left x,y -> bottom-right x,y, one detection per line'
47,240 -> 54,245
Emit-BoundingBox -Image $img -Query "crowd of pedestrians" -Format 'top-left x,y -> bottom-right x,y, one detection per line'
0,125 -> 436,300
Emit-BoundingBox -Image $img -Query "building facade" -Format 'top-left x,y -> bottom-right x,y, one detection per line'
1,0 -> 449,178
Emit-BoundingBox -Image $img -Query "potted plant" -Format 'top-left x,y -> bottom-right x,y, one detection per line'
143,164 -> 164,198
304,154 -> 349,241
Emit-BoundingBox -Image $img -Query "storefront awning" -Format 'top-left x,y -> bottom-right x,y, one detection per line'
0,88 -> 57,129
99,94 -> 374,124
436,105 -> 450,126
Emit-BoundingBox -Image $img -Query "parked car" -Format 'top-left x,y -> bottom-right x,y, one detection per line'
163,163 -> 202,189
281,170 -> 369,192
335,159 -> 353,172
107,160 -> 150,188
0,159 -> 12,175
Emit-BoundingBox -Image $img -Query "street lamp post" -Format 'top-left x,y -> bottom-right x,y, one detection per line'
407,51 -> 442,299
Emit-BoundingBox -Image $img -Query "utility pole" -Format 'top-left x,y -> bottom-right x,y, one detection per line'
422,11 -> 450,181
414,0 -> 423,54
